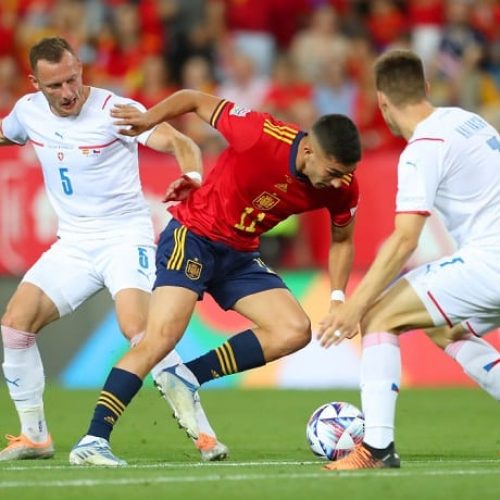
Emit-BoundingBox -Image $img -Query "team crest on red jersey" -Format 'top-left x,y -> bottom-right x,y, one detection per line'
185,259 -> 202,280
253,192 -> 280,211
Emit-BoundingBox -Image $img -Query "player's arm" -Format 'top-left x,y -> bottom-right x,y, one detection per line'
316,219 -> 355,334
0,119 -> 17,146
328,219 -> 355,297
144,121 -> 204,202
112,90 -> 222,137
317,213 -> 427,347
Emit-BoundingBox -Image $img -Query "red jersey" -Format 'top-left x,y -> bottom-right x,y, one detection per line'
170,100 -> 359,251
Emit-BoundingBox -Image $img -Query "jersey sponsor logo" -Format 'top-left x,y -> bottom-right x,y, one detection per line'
229,104 -> 251,117
185,259 -> 202,280
253,192 -> 280,211
57,152 -> 64,162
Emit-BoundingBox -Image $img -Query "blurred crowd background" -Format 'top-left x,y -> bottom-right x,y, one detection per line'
0,0 -> 499,269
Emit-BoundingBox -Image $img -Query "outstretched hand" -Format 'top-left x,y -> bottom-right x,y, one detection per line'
111,104 -> 155,136
163,174 -> 201,203
316,301 -> 362,348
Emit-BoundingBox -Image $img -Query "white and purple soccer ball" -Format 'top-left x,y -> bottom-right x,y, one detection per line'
306,401 -> 365,461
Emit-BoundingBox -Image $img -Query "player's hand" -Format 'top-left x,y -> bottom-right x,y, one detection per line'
162,174 -> 201,202
111,104 -> 155,136
316,302 -> 361,348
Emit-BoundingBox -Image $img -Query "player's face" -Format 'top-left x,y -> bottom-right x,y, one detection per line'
30,51 -> 86,117
302,135 -> 356,189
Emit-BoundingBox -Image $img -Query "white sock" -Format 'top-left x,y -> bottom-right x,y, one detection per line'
360,332 -> 401,449
129,334 -> 217,438
445,335 -> 500,400
1,325 -> 48,442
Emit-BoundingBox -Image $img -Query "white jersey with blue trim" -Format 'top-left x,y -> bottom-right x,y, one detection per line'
1,86 -> 154,240
396,107 -> 500,250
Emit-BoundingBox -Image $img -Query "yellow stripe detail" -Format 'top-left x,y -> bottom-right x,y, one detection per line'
263,120 -> 298,139
98,392 -> 125,416
210,99 -> 228,127
263,128 -> 293,145
215,349 -> 227,375
98,399 -> 122,416
101,391 -> 125,411
221,343 -> 238,373
217,345 -> 232,374
167,226 -> 187,270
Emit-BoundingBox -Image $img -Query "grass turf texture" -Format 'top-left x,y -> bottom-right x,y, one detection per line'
0,386 -> 498,499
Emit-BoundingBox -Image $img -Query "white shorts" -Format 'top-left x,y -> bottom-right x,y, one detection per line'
406,248 -> 500,336
22,235 -> 156,317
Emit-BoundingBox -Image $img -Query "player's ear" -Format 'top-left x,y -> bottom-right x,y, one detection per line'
29,74 -> 40,91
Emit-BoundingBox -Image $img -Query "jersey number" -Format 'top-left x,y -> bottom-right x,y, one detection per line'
138,247 -> 149,269
234,207 -> 266,233
58,168 -> 73,195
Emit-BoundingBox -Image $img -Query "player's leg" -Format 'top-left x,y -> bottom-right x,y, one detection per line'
70,285 -> 198,466
184,287 -> 311,385
324,277 -> 432,471
1,241 -> 101,461
327,251 -> 500,470
0,283 -> 58,460
116,287 -> 229,461
159,287 -> 311,444
426,323 -> 500,400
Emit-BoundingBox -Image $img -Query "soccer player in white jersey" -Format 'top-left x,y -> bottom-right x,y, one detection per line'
0,37 -> 228,465
317,49 -> 500,470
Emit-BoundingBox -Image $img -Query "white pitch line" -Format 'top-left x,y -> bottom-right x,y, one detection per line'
0,458 -> 498,472
1,468 -> 499,489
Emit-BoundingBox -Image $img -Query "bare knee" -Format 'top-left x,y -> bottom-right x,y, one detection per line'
2,304 -> 42,333
277,312 -> 312,355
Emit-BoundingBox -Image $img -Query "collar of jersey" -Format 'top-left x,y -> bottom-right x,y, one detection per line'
289,131 -> 308,182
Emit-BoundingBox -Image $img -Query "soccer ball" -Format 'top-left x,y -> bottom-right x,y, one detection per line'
306,401 -> 365,460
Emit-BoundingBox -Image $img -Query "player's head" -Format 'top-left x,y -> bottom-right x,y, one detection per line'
29,37 -> 86,117
374,49 -> 428,136
301,114 -> 361,189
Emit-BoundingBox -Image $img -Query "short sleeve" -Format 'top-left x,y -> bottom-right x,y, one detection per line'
210,100 -> 264,152
106,95 -> 154,146
1,98 -> 29,145
396,141 -> 441,215
329,177 -> 359,227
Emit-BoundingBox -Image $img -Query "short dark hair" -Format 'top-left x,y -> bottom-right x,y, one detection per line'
311,114 -> 361,166
374,50 -> 427,106
29,37 -> 76,72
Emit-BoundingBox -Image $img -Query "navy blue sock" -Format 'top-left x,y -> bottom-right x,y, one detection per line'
86,367 -> 143,440
185,329 -> 265,385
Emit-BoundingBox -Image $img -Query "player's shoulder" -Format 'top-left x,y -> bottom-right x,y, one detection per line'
88,87 -> 146,112
13,91 -> 45,111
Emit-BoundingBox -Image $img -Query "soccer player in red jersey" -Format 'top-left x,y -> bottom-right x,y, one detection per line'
70,90 -> 362,465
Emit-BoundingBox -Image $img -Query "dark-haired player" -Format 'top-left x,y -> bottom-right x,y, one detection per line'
70,89 -> 362,464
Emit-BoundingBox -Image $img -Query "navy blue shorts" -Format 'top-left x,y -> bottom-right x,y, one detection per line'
154,218 -> 288,310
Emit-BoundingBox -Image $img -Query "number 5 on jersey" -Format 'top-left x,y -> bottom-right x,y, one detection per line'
58,167 -> 74,195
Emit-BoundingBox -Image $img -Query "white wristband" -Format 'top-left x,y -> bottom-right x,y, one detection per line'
185,171 -> 202,184
330,290 -> 345,303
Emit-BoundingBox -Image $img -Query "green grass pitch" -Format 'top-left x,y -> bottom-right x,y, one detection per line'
0,386 -> 498,499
